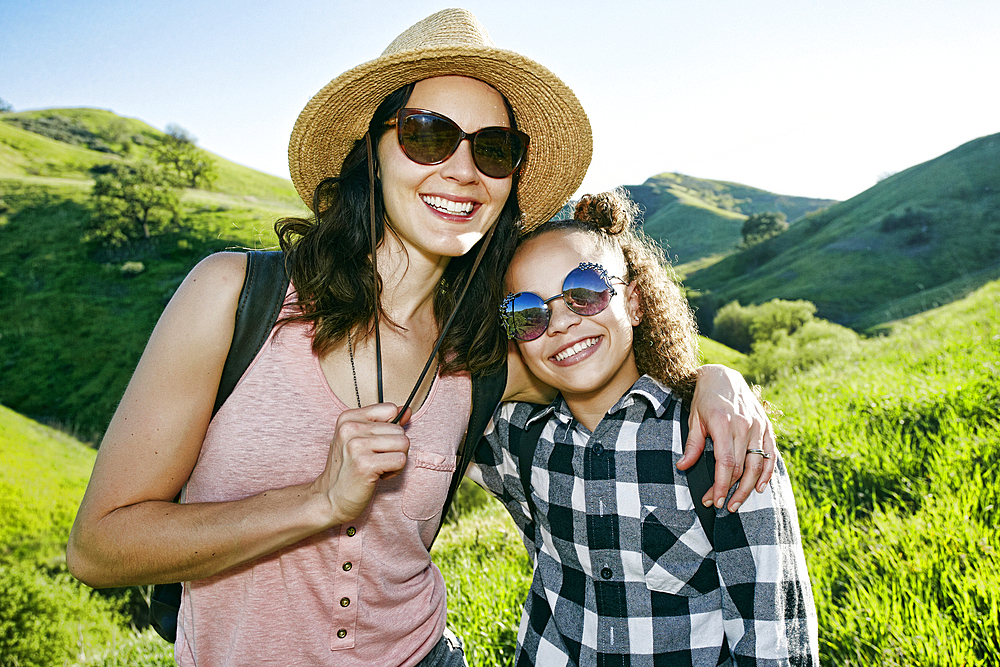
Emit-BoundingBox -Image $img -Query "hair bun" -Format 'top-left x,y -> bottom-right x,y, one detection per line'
573,189 -> 636,234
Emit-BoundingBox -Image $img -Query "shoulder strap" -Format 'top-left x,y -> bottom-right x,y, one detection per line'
151,250 -> 288,644
431,363 -> 507,547
513,415 -> 546,520
212,250 -> 289,417
681,403 -> 716,550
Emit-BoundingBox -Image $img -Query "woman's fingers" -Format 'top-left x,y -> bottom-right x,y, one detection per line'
321,404 -> 411,523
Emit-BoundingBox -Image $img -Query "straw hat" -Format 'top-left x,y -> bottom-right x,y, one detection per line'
288,7 -> 592,232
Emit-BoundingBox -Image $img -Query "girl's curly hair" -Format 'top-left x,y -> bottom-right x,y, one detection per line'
519,189 -> 699,399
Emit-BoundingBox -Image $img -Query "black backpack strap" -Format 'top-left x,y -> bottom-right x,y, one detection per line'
212,250 -> 289,417
680,402 -> 716,550
151,250 -> 288,644
512,414 -> 546,521
431,363 -> 507,547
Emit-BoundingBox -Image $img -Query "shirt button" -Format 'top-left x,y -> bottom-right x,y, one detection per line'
346,526 -> 357,537
340,597 -> 351,607
342,561 -> 353,572
601,567 -> 613,580
337,628 -> 348,639
593,443 -> 604,456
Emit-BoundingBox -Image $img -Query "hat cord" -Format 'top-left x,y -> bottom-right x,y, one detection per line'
362,132 -> 498,424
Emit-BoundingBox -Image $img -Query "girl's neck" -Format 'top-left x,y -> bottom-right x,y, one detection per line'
563,364 -> 641,433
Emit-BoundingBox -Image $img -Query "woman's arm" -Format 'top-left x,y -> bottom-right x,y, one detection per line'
502,345 -> 775,513
67,253 -> 408,588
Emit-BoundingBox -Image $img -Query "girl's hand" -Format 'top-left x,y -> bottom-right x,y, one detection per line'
676,364 -> 776,512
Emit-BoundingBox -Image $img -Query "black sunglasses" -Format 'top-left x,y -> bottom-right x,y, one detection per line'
500,263 -> 626,341
386,108 -> 529,179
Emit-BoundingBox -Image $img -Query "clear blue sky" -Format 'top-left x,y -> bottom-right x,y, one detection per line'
2,0 -> 997,202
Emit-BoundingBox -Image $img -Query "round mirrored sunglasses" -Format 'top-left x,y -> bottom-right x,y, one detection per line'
500,263 -> 625,341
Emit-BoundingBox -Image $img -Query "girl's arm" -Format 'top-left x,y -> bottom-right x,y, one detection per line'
67,253 -> 408,588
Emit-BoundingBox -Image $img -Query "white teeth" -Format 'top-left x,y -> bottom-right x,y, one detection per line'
554,337 -> 599,361
421,195 -> 474,215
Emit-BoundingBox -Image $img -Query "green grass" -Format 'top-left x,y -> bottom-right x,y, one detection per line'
433,505 -> 532,666
0,405 -> 96,565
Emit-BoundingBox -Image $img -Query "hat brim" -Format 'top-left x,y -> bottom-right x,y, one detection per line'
288,45 -> 592,231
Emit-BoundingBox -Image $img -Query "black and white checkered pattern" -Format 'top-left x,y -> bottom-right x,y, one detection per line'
474,375 -> 819,666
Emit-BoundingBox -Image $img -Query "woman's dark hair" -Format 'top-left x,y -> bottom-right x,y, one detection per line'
519,189 -> 699,399
275,82 -> 520,375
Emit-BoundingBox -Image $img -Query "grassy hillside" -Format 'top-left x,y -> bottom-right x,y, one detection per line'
0,108 -> 305,439
4,278 -> 996,665
1,107 -> 303,211
685,132 -> 1000,329
625,172 -> 836,264
0,405 -> 96,565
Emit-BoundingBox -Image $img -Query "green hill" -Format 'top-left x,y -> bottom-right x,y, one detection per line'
0,404 -> 96,564
684,132 -> 1000,329
0,107 -> 306,439
624,172 -> 837,264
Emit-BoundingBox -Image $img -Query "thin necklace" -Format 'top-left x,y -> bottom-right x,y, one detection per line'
347,329 -> 361,408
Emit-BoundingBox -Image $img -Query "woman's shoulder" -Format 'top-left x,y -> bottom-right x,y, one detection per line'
188,251 -> 248,288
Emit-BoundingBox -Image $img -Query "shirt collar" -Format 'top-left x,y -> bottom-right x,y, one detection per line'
527,375 -> 677,429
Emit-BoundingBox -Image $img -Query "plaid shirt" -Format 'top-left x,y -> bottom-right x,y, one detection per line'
474,375 -> 818,667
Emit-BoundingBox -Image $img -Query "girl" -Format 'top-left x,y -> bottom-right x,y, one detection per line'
475,190 -> 818,666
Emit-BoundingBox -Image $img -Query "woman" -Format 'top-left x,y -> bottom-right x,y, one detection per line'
67,9 -> 774,666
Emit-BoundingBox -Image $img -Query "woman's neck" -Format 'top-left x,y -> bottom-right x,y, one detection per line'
374,234 -> 449,326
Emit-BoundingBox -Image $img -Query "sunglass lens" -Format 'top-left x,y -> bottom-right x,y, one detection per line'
504,292 -> 549,341
473,129 -> 525,178
398,113 -> 459,164
562,267 -> 612,316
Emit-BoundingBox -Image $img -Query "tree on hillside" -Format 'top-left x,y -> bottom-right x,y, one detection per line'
741,211 -> 788,247
0,97 -> 12,113
85,162 -> 180,246
152,123 -> 217,189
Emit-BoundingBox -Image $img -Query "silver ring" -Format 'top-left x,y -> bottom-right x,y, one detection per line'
747,448 -> 772,459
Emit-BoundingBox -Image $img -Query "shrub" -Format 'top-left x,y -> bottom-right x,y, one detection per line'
711,298 -> 817,353
120,261 -> 146,276
741,211 -> 788,247
748,319 -> 861,384
879,206 -> 933,233
711,301 -> 755,353
748,299 -> 816,342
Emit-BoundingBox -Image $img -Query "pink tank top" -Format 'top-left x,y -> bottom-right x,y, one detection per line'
175,301 -> 472,666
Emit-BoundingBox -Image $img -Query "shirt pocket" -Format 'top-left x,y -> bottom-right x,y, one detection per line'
401,449 -> 457,521
640,505 -> 717,596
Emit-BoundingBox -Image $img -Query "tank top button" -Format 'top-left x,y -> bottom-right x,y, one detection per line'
346,526 -> 357,537
340,597 -> 351,607
337,628 -> 347,639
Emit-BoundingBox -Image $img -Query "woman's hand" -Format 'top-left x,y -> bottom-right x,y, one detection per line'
313,404 -> 412,525
676,364 -> 776,512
